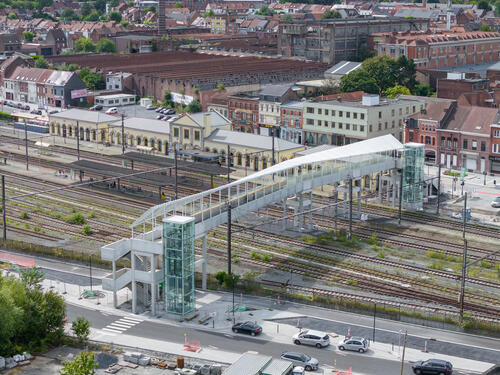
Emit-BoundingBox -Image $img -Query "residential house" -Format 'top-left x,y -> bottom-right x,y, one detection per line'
44,28 -> 67,54
491,123 -> 500,174
280,101 -> 304,144
258,83 -> 298,136
105,72 -> 134,92
0,33 -> 21,53
228,92 -> 260,133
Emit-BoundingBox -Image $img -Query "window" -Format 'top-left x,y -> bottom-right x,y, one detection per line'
494,130 -> 500,138
174,128 -> 179,137
391,109 -> 395,116
353,124 -> 357,131
378,123 -> 382,131
399,108 -> 402,116
378,111 -> 382,119
325,109 -> 329,116
360,125 -> 364,132
346,124 -> 350,130
317,120 -> 322,126
441,136 -> 445,147
385,122 -> 388,129
353,113 -> 357,119
332,110 -> 336,116
360,113 -> 365,120
472,140 -> 477,151
346,112 -> 350,118
331,122 -> 336,128
195,131 -> 200,141
339,111 -> 343,117
392,120 -> 395,128
318,108 -> 322,115
481,141 -> 486,152
307,107 -> 314,113
184,129 -> 189,139
453,139 -> 457,149
339,123 -> 343,129
369,125 -> 372,132
306,119 -> 314,125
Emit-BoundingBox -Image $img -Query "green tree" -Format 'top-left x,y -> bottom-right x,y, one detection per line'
174,1 -> 183,8
120,20 -> 130,27
72,317 -> 90,344
78,68 -> 105,90
59,350 -> 97,375
163,90 -> 174,107
339,69 -> 379,94
20,267 -> 44,291
256,4 -> 274,15
84,12 -> 100,21
94,0 -> 106,13
479,23 -> 493,31
96,38 -> 116,53
396,55 -> 417,91
23,31 -> 34,42
108,10 -> 122,22
414,83 -> 432,96
110,0 -> 119,6
8,12 -> 17,19
146,5 -> 156,13
322,10 -> 341,19
35,0 -> 53,11
187,99 -> 202,113
62,7 -> 76,20
216,83 -> 224,90
361,56 -> 398,93
81,2 -> 93,17
35,57 -> 49,69
281,13 -> 292,21
495,1 -> 500,15
384,85 -> 411,98
478,0 -> 491,11
74,37 -> 96,53
205,9 -> 214,17
0,284 -> 23,355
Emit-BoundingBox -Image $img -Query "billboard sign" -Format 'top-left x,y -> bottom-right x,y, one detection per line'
71,89 -> 88,99
171,92 -> 193,105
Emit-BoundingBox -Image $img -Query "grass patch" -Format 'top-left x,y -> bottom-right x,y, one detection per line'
65,212 -> 86,225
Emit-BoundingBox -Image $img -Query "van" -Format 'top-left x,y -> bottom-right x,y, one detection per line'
292,330 -> 330,348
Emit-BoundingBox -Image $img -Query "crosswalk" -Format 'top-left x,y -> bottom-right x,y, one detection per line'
102,316 -> 143,334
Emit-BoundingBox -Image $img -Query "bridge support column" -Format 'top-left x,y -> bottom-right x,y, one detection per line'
333,184 -> 338,238
202,235 -> 207,290
357,184 -> 361,218
131,253 -> 137,314
392,173 -> 397,207
112,259 -> 117,308
151,254 -> 156,316
282,199 -> 287,230
308,191 -> 313,229
298,192 -> 304,229
378,174 -> 383,203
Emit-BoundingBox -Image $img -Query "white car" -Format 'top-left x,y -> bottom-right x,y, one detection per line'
491,196 -> 500,208
146,104 -> 156,110
292,329 -> 330,348
105,107 -> 118,114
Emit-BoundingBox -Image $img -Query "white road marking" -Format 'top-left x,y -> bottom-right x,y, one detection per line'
102,328 -> 123,334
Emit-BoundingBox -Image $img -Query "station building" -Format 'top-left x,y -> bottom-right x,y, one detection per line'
49,109 -> 118,142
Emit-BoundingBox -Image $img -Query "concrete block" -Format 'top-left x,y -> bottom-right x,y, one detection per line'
0,356 -> 5,369
123,352 -> 141,364
13,354 -> 25,362
23,352 -> 33,360
5,357 -> 17,369
210,364 -> 222,375
138,356 -> 150,366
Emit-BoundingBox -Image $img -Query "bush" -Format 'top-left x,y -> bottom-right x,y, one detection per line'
81,224 -> 93,236
71,317 -> 90,343
65,213 -> 86,225
88,211 -> 97,219
19,211 -> 30,220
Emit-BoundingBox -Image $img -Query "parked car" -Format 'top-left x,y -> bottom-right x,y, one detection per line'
156,115 -> 165,120
280,352 -> 319,371
49,110 -> 59,114
155,107 -> 163,113
146,104 -> 156,110
6,101 -> 14,107
90,104 -> 103,111
16,103 -> 24,109
105,107 -> 118,114
338,337 -> 368,353
412,359 -> 453,375
491,196 -> 500,208
165,108 -> 175,115
231,321 -> 262,336
292,330 -> 330,348
30,109 -> 42,115
23,105 -> 30,110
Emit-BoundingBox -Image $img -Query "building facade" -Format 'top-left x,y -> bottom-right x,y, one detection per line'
491,124 -> 500,174
228,93 -> 260,133
302,94 -> 427,146
278,18 -> 429,64
373,30 -> 500,70
258,83 -> 298,137
49,109 -> 117,142
280,101 -> 303,144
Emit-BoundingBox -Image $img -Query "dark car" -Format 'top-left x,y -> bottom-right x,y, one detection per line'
231,321 -> 262,336
165,108 -> 176,115
30,109 -> 42,115
412,359 -> 453,375
90,104 -> 103,111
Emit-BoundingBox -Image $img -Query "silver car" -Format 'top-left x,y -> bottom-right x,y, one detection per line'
292,329 -> 330,348
338,337 -> 368,353
491,196 -> 500,208
280,352 -> 319,371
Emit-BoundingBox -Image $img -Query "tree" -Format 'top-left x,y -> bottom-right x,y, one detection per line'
384,85 -> 411,98
78,68 -> 105,90
74,37 -> 96,53
495,1 -> 500,15
414,83 -> 432,97
339,69 -> 379,94
281,13 -> 292,21
85,12 -> 100,21
322,10 -> 341,19
204,9 -> 214,17
62,7 -> 76,20
216,83 -> 224,90
20,267 -> 44,291
479,23 -> 493,32
109,0 -> 119,7
72,317 -> 90,344
478,0 -> 491,11
96,38 -> 116,53
163,90 -> 174,107
187,99 -> 202,113
145,5 -> 156,13
8,12 -> 17,19
59,350 -> 97,375
35,58 -> 49,69
255,5 -> 275,15
23,31 -> 34,42
120,20 -> 129,27
362,56 -> 398,94
81,2 -> 93,17
94,0 -> 106,13
396,55 -> 417,92
174,1 -> 183,8
108,10 -> 122,22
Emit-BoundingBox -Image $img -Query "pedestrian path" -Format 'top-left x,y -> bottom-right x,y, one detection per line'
102,316 -> 144,334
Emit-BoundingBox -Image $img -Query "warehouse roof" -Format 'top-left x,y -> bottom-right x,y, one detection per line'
109,117 -> 170,135
50,109 -> 118,123
205,129 -> 303,152
223,353 -> 272,375
325,60 -> 362,76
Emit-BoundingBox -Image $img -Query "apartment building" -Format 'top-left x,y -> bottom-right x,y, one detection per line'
258,83 -> 298,137
3,66 -> 87,108
491,124 -> 500,174
278,18 -> 428,64
372,30 -> 500,69
302,94 -> 427,146
280,101 -> 304,145
228,92 -> 260,133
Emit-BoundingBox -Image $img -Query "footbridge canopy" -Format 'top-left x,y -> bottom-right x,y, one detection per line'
131,135 -> 403,239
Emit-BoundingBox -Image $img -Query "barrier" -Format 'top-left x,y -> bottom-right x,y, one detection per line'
0,251 -> 36,269
183,340 -> 201,353
333,367 -> 352,375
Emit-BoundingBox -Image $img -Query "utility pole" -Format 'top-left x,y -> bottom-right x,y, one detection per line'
24,120 -> 28,171
398,170 -> 403,225
89,253 -> 93,292
174,146 -> 178,200
227,144 -> 231,182
227,203 -> 232,275
459,193 -> 468,323
400,331 -> 408,375
76,121 -> 80,161
436,163 -> 441,215
271,127 -> 275,166
121,114 -> 125,154
333,186 -> 338,239
373,303 -> 376,342
348,176 -> 352,240
2,175 -> 6,241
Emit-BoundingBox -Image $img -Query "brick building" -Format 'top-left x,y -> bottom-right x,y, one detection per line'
437,73 -> 489,100
278,17 -> 428,64
372,30 -> 500,70
228,93 -> 260,133
491,124 -> 500,174
0,33 -> 21,53
280,101 -> 304,144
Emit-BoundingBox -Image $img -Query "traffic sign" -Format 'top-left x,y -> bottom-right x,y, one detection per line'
460,168 -> 466,181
